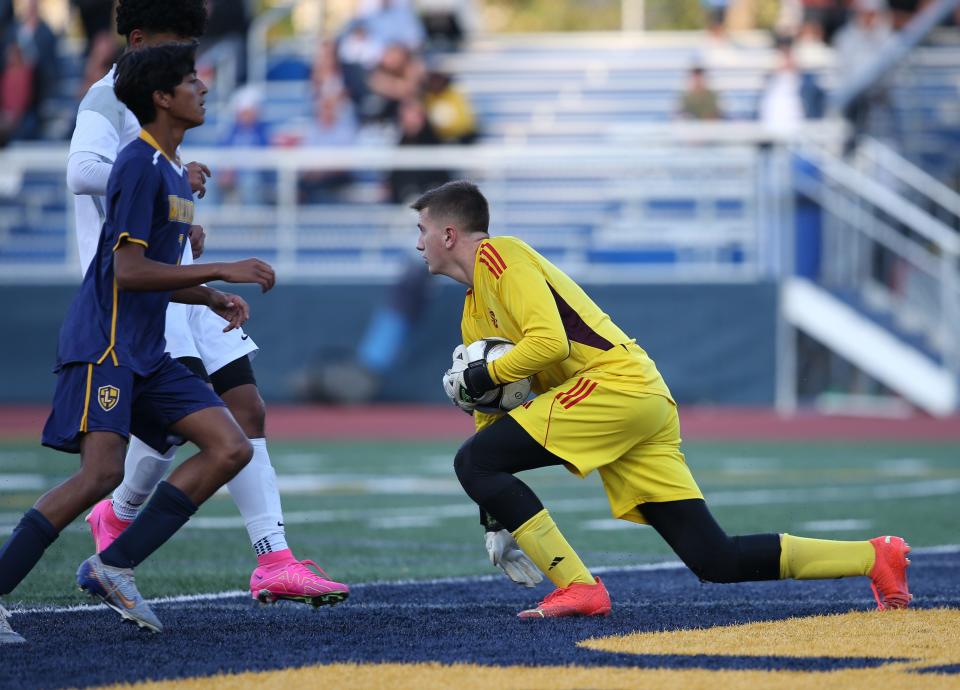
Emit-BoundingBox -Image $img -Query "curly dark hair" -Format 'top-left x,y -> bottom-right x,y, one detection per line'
116,0 -> 208,40
114,42 -> 198,124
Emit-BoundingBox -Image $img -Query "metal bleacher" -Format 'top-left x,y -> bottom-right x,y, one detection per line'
1,30 -> 959,285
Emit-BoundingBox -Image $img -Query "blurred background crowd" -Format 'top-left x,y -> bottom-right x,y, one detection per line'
1,0 -> 959,419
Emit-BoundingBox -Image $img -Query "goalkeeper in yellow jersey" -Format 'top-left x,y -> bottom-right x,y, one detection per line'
413,180 -> 912,619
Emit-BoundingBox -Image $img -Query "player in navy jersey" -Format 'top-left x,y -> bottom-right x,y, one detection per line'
70,0 -> 348,606
0,43 -> 277,642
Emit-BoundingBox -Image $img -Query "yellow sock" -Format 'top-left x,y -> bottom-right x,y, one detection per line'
513,509 -> 593,588
779,533 -> 876,580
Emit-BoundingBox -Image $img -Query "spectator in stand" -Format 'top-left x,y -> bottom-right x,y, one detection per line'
365,42 -> 426,123
701,0 -> 729,39
388,98 -> 451,203
424,70 -> 477,143
0,42 -> 33,146
676,65 -> 723,121
203,0 -> 252,84
299,92 -> 359,203
834,0 -> 894,143
418,0 -> 481,51
78,30 -> 121,98
312,38 -> 347,102
358,0 -> 426,52
2,0 -> 57,141
888,0 -> 921,30
215,86 -> 272,206
337,21 -> 385,113
70,0 -> 114,55
758,35 -> 824,138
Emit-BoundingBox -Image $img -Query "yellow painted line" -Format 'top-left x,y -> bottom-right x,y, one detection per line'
91,660 -> 960,690
90,610 -> 960,690
581,607 -> 960,674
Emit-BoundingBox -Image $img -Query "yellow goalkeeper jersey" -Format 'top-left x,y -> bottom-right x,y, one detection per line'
460,236 -> 673,429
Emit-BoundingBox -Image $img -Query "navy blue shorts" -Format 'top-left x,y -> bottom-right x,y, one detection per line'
41,355 -> 224,454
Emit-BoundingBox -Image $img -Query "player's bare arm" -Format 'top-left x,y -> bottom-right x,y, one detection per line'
114,242 -> 276,292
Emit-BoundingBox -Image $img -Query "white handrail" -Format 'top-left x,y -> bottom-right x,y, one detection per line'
856,137 -> 960,222
247,2 -> 297,85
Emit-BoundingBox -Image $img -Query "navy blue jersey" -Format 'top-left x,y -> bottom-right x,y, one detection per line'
56,131 -> 192,375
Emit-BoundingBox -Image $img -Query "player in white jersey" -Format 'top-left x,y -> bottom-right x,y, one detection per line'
65,0 -> 348,607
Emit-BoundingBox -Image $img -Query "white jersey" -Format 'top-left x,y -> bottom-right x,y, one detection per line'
68,65 -> 258,372
70,65 -> 141,273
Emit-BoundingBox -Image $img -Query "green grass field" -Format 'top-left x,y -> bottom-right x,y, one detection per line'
1,438 -> 958,605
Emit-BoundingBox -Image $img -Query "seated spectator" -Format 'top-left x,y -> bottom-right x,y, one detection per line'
417,0 -> 481,51
299,93 -> 359,203
3,0 -> 58,141
364,43 -> 426,123
358,0 -> 426,52
701,0 -> 729,39
0,42 -> 33,146
676,65 -> 723,121
758,36 -> 824,138
337,21 -> 385,111
215,86 -> 272,205
70,0 -> 113,55
423,71 -> 477,143
312,38 -> 347,102
78,31 -> 120,98
387,98 -> 451,203
833,0 -> 894,143
202,0 -> 251,84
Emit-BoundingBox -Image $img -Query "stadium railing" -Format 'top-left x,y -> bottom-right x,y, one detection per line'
0,122 -> 845,285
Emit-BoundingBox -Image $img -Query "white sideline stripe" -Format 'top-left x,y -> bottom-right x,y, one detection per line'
158,478 -> 960,531
11,545 -> 960,617
799,519 -> 874,532
3,478 -> 960,535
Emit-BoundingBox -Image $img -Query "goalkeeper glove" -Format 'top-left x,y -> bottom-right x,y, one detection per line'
485,529 -> 543,588
481,510 -> 542,587
442,343 -> 497,413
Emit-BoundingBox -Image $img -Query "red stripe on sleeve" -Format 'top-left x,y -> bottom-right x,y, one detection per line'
483,243 -> 508,271
478,256 -> 502,278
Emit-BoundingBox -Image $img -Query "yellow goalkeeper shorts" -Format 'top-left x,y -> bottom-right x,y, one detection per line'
509,373 -> 703,524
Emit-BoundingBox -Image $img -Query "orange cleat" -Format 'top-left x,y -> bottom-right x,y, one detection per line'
868,536 -> 912,610
518,576 -> 611,619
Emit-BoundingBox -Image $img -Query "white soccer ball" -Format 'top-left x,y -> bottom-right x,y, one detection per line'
466,337 -> 533,413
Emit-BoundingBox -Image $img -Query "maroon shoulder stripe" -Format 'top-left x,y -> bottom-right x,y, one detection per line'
478,256 -> 502,278
562,380 -> 597,408
479,247 -> 506,275
482,243 -> 508,271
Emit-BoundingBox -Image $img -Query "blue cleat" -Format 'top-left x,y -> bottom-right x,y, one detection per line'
76,555 -> 163,633
0,604 -> 26,644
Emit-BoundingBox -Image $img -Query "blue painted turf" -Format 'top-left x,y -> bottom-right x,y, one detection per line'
1,551 -> 958,690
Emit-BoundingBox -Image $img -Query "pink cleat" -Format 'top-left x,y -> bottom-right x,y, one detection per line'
84,499 -> 132,552
250,559 -> 349,608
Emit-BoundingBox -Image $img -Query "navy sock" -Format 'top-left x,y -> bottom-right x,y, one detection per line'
0,509 -> 59,596
99,481 -> 197,569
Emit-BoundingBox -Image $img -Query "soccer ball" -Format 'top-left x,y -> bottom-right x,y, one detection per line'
467,337 -> 533,413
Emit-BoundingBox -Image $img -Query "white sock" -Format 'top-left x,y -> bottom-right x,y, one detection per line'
112,436 -> 175,522
226,438 -> 289,555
